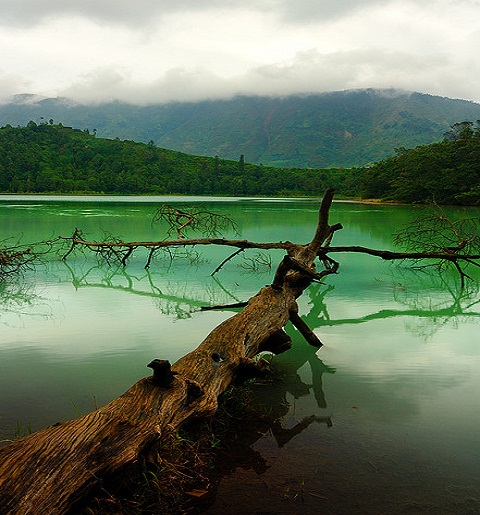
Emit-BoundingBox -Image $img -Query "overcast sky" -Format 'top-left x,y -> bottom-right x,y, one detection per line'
0,0 -> 479,105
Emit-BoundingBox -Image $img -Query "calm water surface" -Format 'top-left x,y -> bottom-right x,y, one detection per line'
1,196 -> 479,514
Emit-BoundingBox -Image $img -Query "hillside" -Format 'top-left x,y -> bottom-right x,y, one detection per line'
360,121 -> 480,205
0,122 -> 356,196
2,90 -> 480,168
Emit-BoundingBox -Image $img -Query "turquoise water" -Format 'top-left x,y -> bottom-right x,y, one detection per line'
1,196 -> 479,514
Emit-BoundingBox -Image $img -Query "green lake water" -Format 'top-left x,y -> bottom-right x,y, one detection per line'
1,196 -> 479,514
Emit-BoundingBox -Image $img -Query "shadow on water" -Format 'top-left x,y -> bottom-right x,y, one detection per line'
182,338 -> 336,514
2,264 -> 480,513
55,265 -> 480,515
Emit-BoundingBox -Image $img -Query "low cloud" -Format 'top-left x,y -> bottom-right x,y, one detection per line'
59,67 -> 238,105
0,0 -> 422,28
0,70 -> 31,103
58,48 -> 479,106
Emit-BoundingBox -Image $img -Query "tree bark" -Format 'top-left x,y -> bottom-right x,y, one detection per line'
0,190 -> 340,515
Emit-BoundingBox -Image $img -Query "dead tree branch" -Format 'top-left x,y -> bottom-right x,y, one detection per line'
152,204 -> 239,239
61,230 -> 296,270
0,237 -> 60,281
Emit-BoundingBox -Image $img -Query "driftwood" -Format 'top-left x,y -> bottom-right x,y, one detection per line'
0,190 -> 342,514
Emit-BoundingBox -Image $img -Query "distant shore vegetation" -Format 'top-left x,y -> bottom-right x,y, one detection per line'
0,120 -> 479,205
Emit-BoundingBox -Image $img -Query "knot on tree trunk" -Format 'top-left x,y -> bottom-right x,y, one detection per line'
272,255 -> 325,291
147,359 -> 177,387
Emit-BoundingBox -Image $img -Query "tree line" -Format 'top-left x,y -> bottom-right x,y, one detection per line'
360,121 -> 480,205
1,120 -> 480,204
0,121 -> 359,197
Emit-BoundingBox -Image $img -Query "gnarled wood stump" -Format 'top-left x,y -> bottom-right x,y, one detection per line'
0,189 -> 340,514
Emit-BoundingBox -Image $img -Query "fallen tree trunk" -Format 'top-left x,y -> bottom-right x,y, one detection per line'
0,190 -> 340,514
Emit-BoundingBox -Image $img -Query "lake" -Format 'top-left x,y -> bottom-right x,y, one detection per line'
1,195 -> 480,514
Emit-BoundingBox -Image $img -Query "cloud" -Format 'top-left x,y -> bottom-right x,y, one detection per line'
0,0 -> 424,28
0,0 -> 273,28
59,67 -> 237,105
0,70 -> 31,102
57,47 -> 479,106
2,0 -> 480,104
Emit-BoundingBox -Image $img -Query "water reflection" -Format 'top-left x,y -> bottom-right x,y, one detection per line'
0,278 -> 53,328
57,262 -> 480,329
2,197 -> 479,513
2,257 -> 480,513
184,336 -> 335,513
303,272 -> 480,341
61,261 -> 246,318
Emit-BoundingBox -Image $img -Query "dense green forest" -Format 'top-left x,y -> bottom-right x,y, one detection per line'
0,122 -> 359,196
2,120 -> 480,204
360,121 -> 480,205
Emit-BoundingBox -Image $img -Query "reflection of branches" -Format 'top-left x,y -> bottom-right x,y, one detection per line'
0,279 -> 51,325
62,262 -> 244,318
301,271 -> 480,341
238,252 -> 272,273
184,348 -> 333,512
210,275 -> 244,304
62,253 -> 480,339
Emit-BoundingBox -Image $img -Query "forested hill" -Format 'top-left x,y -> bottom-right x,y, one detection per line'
360,121 -> 480,205
0,122 -> 358,196
2,89 -> 480,168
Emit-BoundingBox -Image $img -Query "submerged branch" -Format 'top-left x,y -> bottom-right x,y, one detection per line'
210,248 -> 244,276
61,230 -> 296,270
63,234 -> 294,255
0,237 -> 61,281
325,245 -> 480,262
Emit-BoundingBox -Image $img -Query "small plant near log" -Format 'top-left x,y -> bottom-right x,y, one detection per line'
81,377 -> 281,515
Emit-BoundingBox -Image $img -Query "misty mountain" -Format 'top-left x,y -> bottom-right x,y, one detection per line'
2,89 -> 480,168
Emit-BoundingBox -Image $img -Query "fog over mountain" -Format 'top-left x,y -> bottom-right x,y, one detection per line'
2,89 -> 480,168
